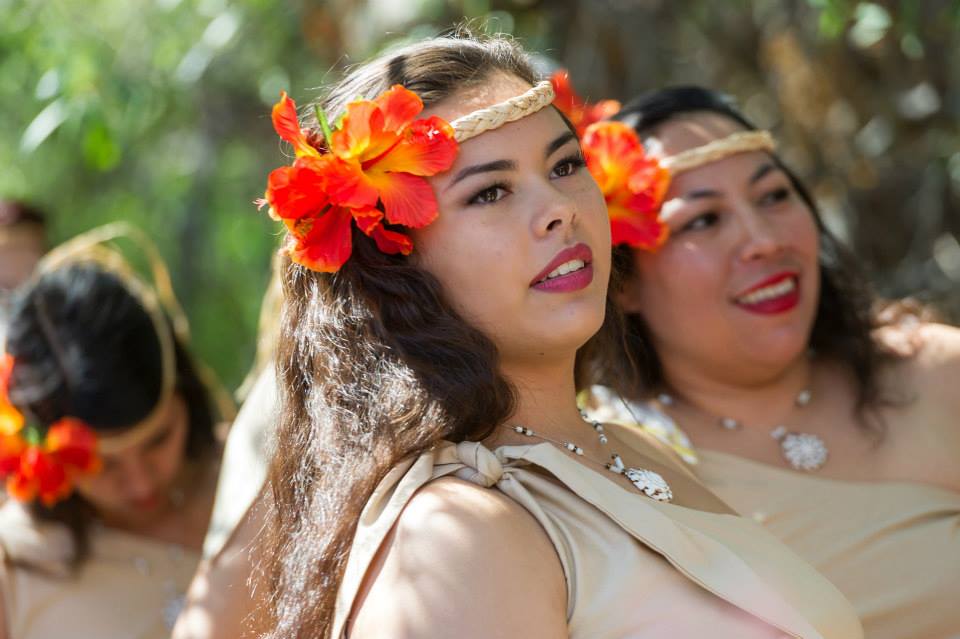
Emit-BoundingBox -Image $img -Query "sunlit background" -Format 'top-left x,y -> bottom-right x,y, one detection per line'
2,0 -> 958,388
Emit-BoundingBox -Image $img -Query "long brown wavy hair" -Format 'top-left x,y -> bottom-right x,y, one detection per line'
257,33 -> 627,638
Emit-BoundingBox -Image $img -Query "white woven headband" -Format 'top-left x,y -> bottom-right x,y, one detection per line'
450,80 -> 556,143
660,130 -> 776,175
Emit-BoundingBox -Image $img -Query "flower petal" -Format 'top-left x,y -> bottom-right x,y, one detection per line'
272,92 -> 319,158
0,434 -> 25,475
0,405 -> 23,437
364,170 -> 439,228
288,207 -> 354,272
609,205 -> 669,250
370,116 -> 458,177
330,100 -> 392,163
373,85 -> 424,135
10,447 -> 70,506
350,207 -> 384,235
47,418 -> 100,475
323,157 -> 378,210
265,162 -> 330,221
368,225 -> 414,255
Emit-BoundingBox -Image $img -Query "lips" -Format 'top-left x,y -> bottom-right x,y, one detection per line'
531,243 -> 594,293
733,271 -> 800,315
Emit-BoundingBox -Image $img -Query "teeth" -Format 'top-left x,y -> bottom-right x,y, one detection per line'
542,259 -> 586,281
737,278 -> 796,305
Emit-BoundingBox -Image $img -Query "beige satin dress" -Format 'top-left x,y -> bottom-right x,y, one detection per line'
0,501 -> 200,639
333,422 -> 863,639
584,388 -> 960,639
698,450 -> 960,639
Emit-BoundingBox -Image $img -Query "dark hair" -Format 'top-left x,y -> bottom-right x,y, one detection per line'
592,85 -> 900,429
0,200 -> 47,231
4,262 -> 217,569
259,32 -> 623,638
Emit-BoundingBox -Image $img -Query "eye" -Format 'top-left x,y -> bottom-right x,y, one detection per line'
145,427 -> 173,450
551,153 -> 586,179
467,183 -> 510,206
680,211 -> 720,233
759,186 -> 792,207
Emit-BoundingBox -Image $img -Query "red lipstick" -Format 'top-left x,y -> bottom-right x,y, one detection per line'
733,271 -> 800,315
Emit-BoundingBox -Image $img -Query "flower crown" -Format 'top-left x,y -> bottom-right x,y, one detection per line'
0,354 -> 100,506
550,71 -> 671,252
260,81 -> 557,272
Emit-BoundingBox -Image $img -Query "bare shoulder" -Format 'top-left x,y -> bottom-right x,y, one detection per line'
882,322 -> 960,391
349,477 -> 567,639
877,322 -> 960,489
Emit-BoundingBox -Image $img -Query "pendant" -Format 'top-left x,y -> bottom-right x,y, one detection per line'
607,454 -> 673,502
771,426 -> 828,471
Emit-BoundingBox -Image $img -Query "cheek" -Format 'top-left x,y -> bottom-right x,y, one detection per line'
413,214 -> 522,326
634,244 -> 726,308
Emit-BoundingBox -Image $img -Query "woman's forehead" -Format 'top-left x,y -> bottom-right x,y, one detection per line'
645,112 -> 746,159
421,72 -> 533,124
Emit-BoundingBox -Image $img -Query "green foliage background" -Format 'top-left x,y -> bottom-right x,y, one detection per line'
2,0 -> 958,389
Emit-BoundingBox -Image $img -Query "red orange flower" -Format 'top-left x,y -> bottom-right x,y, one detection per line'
581,121 -> 671,250
0,355 -> 101,506
550,70 -> 621,136
262,86 -> 458,272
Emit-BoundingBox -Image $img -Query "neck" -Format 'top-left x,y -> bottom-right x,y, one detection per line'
500,354 -> 586,443
660,351 -> 813,428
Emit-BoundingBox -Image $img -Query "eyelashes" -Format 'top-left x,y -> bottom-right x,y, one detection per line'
464,153 -> 587,207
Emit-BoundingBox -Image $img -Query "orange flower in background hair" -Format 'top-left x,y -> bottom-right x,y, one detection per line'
550,70 -> 621,136
581,121 -> 671,251
0,353 -> 24,437
261,86 -> 459,272
0,354 -> 101,506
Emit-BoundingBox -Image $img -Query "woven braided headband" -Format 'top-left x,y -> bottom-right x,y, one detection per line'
660,130 -> 776,175
450,80 -> 556,143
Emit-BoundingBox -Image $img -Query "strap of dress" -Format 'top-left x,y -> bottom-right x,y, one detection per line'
332,441 -> 861,639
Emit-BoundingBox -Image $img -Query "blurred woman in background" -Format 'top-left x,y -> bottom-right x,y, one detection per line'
0,226 -> 225,638
583,85 -> 960,639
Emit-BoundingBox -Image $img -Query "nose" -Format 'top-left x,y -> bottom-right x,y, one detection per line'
736,206 -> 783,262
118,456 -> 159,500
532,184 -> 578,238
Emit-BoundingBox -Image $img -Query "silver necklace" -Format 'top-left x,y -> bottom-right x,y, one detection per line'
505,415 -> 673,502
657,389 -> 828,472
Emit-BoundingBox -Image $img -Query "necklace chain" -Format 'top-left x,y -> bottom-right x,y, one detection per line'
504,414 -> 673,502
657,387 -> 828,472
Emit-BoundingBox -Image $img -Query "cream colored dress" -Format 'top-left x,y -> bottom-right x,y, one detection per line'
584,389 -> 960,639
0,501 -> 200,639
697,450 -> 960,639
333,422 -> 863,639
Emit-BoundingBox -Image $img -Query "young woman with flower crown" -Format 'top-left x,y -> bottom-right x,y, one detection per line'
0,225 -> 226,638
248,33 -> 865,639
576,85 -> 960,639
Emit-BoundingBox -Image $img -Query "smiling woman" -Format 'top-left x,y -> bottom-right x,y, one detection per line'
582,85 -> 960,638
236,31 -> 869,639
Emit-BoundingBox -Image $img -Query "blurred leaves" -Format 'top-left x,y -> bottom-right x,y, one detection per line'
1,0 -> 958,388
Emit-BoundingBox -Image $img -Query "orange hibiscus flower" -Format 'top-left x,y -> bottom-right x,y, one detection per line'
5,418 -> 100,507
550,70 -> 621,136
581,121 -> 671,250
262,86 -> 458,272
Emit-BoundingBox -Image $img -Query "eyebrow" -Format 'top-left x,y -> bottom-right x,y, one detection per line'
445,132 -> 579,191
682,161 -> 781,201
545,131 -> 577,159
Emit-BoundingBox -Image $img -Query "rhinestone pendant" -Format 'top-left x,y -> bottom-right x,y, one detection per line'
771,426 -> 828,471
607,454 -> 673,502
